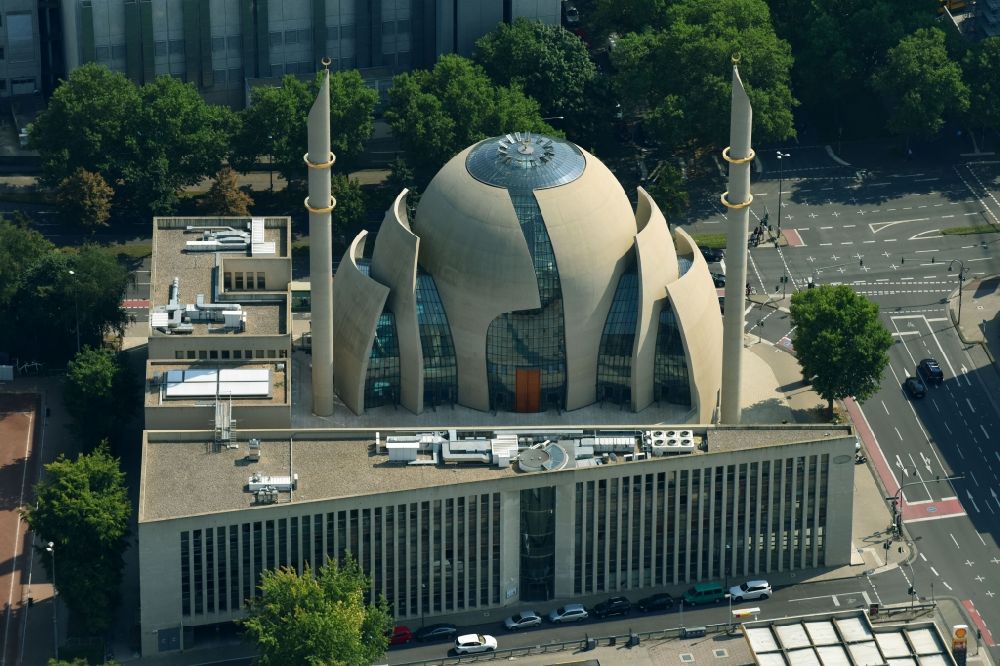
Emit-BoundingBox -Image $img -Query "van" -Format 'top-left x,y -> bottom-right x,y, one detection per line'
682,582 -> 726,605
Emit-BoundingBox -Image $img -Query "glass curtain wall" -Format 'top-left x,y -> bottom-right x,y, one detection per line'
596,268 -> 639,405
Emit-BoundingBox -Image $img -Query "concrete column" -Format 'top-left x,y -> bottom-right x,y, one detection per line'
60,0 -> 79,71
720,65 -> 755,423
306,68 -> 336,416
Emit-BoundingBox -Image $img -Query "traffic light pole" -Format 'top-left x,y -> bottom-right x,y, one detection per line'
887,474 -> 965,538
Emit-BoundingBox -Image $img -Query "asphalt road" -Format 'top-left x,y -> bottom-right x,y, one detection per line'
689,147 -> 1000,656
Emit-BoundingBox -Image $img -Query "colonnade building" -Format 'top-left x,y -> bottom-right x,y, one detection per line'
137,424 -> 856,654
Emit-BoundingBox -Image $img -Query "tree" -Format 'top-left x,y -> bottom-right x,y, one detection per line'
241,556 -> 392,666
611,0 -> 796,151
332,174 -> 367,259
231,71 -> 378,185
56,168 -> 114,232
645,162 -> 690,221
29,64 -> 140,189
0,215 -> 53,310
873,28 -> 969,140
386,55 -> 557,186
787,0 -> 935,133
64,347 -> 137,448
963,37 -> 1000,139
22,443 -> 131,635
3,245 -> 130,364
30,64 -> 235,216
205,167 -> 254,216
474,18 -> 597,138
790,285 -> 892,416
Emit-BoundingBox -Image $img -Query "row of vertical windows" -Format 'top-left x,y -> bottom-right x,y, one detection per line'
224,272 -> 267,291
596,270 -> 639,405
173,349 -> 287,360
178,494 -> 503,619
572,455 -> 830,594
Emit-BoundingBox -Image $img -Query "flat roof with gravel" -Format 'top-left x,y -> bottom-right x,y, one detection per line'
139,424 -> 853,522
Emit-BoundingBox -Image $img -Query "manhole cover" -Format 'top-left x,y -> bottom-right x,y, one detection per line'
927,505 -> 937,513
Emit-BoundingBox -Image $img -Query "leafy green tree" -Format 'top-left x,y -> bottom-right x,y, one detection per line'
585,0 -> 671,38
29,64 -> 140,188
56,168 -> 114,232
231,71 -> 378,184
790,285 -> 892,416
963,37 -> 1000,139
64,347 -> 137,448
332,174 -> 367,259
48,659 -> 118,666
241,556 -> 392,666
22,443 -> 131,635
474,18 -> 597,138
205,166 -> 254,216
386,55 -> 557,186
645,162 -> 690,221
873,28 -> 969,139
788,0 -> 935,133
0,215 -> 53,309
30,64 -> 235,215
611,0 -> 796,150
3,246 -> 130,364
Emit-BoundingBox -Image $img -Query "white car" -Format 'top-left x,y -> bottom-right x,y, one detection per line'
548,603 -> 589,623
504,610 -> 542,630
454,634 -> 498,654
729,580 -> 772,602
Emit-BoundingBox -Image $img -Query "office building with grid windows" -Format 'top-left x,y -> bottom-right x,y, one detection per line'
51,0 -> 559,106
331,133 -> 724,419
137,424 -> 856,654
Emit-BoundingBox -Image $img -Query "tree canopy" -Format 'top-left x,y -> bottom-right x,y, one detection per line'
230,71 -> 378,184
0,215 -> 52,309
962,36 -> 1000,136
241,556 -> 392,666
873,28 -> 969,139
790,285 -> 893,415
205,166 -> 254,216
474,18 -> 598,139
386,55 -> 558,186
64,347 -> 137,449
0,239 -> 130,365
611,0 -> 796,150
30,63 -> 235,215
22,443 -> 131,635
56,168 -> 114,232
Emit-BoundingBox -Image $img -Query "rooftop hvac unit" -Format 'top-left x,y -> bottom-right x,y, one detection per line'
247,438 -> 261,462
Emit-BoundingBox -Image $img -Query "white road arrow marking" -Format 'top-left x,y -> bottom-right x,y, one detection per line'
967,489 -> 981,513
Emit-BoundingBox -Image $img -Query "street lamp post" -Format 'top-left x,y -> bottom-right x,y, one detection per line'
46,541 -> 58,660
948,259 -> 970,328
776,151 -> 790,235
267,134 -> 274,191
67,270 -> 80,353
887,473 -> 964,538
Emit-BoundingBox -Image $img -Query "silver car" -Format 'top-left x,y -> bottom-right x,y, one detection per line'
504,610 -> 542,630
548,603 -> 588,623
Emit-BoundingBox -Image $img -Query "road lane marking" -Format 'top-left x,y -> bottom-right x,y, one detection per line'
951,533 -> 960,548
931,566 -> 939,575
967,398 -> 977,413
970,470 -> 980,486
981,424 -> 990,440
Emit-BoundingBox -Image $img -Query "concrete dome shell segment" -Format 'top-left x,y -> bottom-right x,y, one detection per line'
413,134 -> 638,411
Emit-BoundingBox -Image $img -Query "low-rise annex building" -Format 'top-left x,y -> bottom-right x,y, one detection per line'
137,423 -> 856,654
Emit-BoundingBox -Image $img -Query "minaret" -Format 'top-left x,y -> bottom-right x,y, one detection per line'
719,63 -> 754,424
306,60 -> 336,416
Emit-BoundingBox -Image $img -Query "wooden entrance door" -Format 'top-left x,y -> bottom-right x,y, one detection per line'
515,368 -> 542,412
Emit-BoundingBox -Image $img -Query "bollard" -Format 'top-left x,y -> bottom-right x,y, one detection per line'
628,632 -> 640,647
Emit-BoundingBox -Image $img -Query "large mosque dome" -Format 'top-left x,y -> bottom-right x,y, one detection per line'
330,133 -> 723,420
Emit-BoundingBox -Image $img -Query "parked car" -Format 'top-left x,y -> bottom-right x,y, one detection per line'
682,582 -> 726,605
918,358 -> 944,385
904,376 -> 926,399
415,623 -> 458,642
700,247 -> 725,263
729,580 -> 772,602
712,273 -> 726,287
454,634 -> 498,654
636,592 -> 675,612
389,625 -> 414,645
548,603 -> 589,623
592,596 -> 631,619
504,610 -> 542,631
